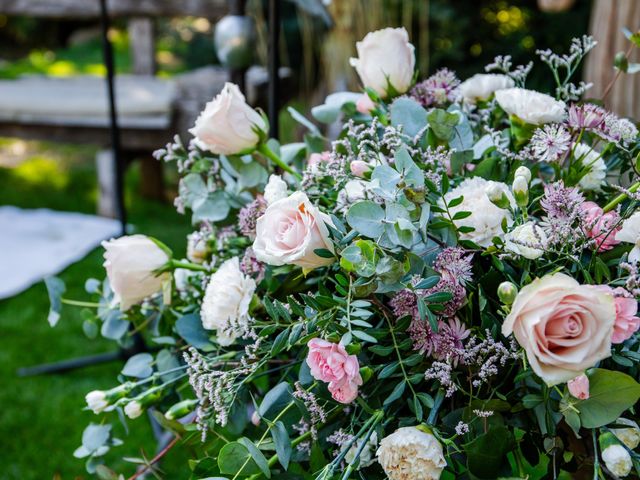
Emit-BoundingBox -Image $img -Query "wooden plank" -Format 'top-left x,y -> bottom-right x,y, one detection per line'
128,18 -> 156,75
0,0 -> 226,19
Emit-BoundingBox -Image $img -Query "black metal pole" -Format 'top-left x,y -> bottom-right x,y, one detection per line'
267,0 -> 280,139
98,0 -> 127,236
229,0 -> 248,92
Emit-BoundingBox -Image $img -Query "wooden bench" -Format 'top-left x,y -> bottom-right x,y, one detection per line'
0,0 -> 229,214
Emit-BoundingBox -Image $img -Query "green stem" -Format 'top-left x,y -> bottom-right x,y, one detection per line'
169,260 -> 209,272
61,298 -> 101,308
603,181 -> 640,212
258,143 -> 302,180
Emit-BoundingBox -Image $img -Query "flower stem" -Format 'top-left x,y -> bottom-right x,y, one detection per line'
258,143 -> 302,180
603,181 -> 640,212
169,260 -> 209,272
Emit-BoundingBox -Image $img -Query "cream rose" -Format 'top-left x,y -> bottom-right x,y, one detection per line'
459,73 -> 514,103
350,27 -> 415,97
616,212 -> 640,263
502,273 -> 615,385
190,82 -> 266,156
495,88 -> 566,125
102,235 -> 170,311
253,191 -> 335,270
201,257 -> 256,346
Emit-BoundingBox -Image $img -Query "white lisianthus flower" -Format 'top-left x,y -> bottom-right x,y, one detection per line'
459,73 -> 514,103
263,174 -> 289,205
376,426 -> 446,480
612,418 -> 640,450
201,257 -> 256,346
345,431 -> 378,469
602,444 -> 633,478
187,233 -> 208,264
102,235 -> 170,311
616,212 -> 640,263
495,88 -> 566,125
439,177 -> 515,248
253,191 -> 335,270
573,143 -> 607,191
350,27 -> 415,97
85,390 -> 108,414
124,400 -> 144,419
190,82 -> 266,156
504,222 -> 547,260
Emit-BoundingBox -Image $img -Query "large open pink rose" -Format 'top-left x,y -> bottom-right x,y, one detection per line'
502,273 -> 615,385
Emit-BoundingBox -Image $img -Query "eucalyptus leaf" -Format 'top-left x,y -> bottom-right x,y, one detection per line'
45,276 -> 66,327
121,353 -> 154,378
389,97 -> 428,138
346,201 -> 385,238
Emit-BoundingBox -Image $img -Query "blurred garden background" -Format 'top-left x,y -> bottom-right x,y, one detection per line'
0,0 -> 610,478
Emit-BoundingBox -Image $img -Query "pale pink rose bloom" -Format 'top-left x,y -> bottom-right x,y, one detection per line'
356,94 -> 376,114
252,191 -> 334,270
308,151 -> 331,169
592,285 -> 640,344
306,338 -> 363,404
567,374 -> 589,400
502,273 -> 615,385
581,201 -> 621,252
350,160 -> 371,177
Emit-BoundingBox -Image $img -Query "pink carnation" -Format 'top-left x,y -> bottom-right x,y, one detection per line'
581,201 -> 621,252
592,285 -> 640,344
567,374 -> 589,400
306,338 -> 363,404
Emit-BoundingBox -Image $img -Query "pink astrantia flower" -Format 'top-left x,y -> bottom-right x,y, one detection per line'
306,338 -> 363,404
580,201 -> 621,252
593,286 -> 640,344
567,374 -> 589,400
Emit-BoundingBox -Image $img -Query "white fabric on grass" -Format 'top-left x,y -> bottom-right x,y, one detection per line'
0,207 -> 120,299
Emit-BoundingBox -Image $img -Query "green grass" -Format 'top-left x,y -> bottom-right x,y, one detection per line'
0,144 -> 192,479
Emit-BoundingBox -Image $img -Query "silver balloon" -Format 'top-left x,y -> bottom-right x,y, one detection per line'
214,15 -> 256,70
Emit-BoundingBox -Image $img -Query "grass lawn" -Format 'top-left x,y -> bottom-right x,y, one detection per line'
0,141 -> 193,479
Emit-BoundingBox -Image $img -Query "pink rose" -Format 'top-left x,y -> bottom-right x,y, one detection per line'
581,201 -> 621,252
306,338 -> 363,404
308,151 -> 331,169
502,273 -> 615,385
593,286 -> 640,344
567,374 -> 589,400
356,94 -> 376,114
350,160 -> 371,177
252,191 -> 334,270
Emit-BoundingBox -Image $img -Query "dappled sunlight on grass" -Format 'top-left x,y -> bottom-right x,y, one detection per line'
11,157 -> 69,189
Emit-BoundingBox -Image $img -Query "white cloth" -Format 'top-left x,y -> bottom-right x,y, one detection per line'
0,207 -> 121,299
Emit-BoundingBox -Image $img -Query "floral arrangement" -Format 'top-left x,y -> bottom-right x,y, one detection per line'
49,27 -> 640,479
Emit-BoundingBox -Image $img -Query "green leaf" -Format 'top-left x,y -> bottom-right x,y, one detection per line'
287,106 -> 320,135
389,97 -> 428,138
218,442 -> 261,476
576,369 -> 640,428
346,201 -> 385,238
383,380 -> 406,406
175,313 -> 214,350
427,109 -> 459,141
352,329 -> 377,343
271,421 -> 292,470
193,190 -> 230,223
394,147 -> 425,188
415,276 -> 440,289
44,276 -> 65,327
311,92 -> 361,123
465,426 -> 514,479
258,383 -> 292,421
121,353 -> 154,378
238,438 -> 271,478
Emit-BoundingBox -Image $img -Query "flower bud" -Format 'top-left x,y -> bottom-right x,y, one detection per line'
514,166 -> 532,184
164,399 -> 198,421
85,390 -> 108,414
356,94 -> 376,115
512,175 -> 529,207
124,400 -> 144,419
498,281 -> 518,305
251,410 -> 261,426
567,374 -> 589,400
600,433 -> 632,478
350,160 -> 371,178
615,51 -> 629,73
612,418 -> 640,450
486,184 -> 511,210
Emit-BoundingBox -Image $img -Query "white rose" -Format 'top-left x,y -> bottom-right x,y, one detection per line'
439,177 -> 515,248
504,222 -> 547,260
124,400 -> 144,419
376,426 -> 446,480
350,27 -> 415,97
264,174 -> 288,205
201,257 -> 256,346
616,212 -> 640,263
102,235 -> 170,311
253,191 -> 335,270
602,444 -> 633,478
495,88 -> 566,125
345,431 -> 377,469
337,179 -> 368,212
459,73 -> 514,103
574,143 -> 606,191
612,418 -> 640,450
189,82 -> 266,156
187,233 -> 208,264
503,273 -> 615,385
85,390 -> 108,414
